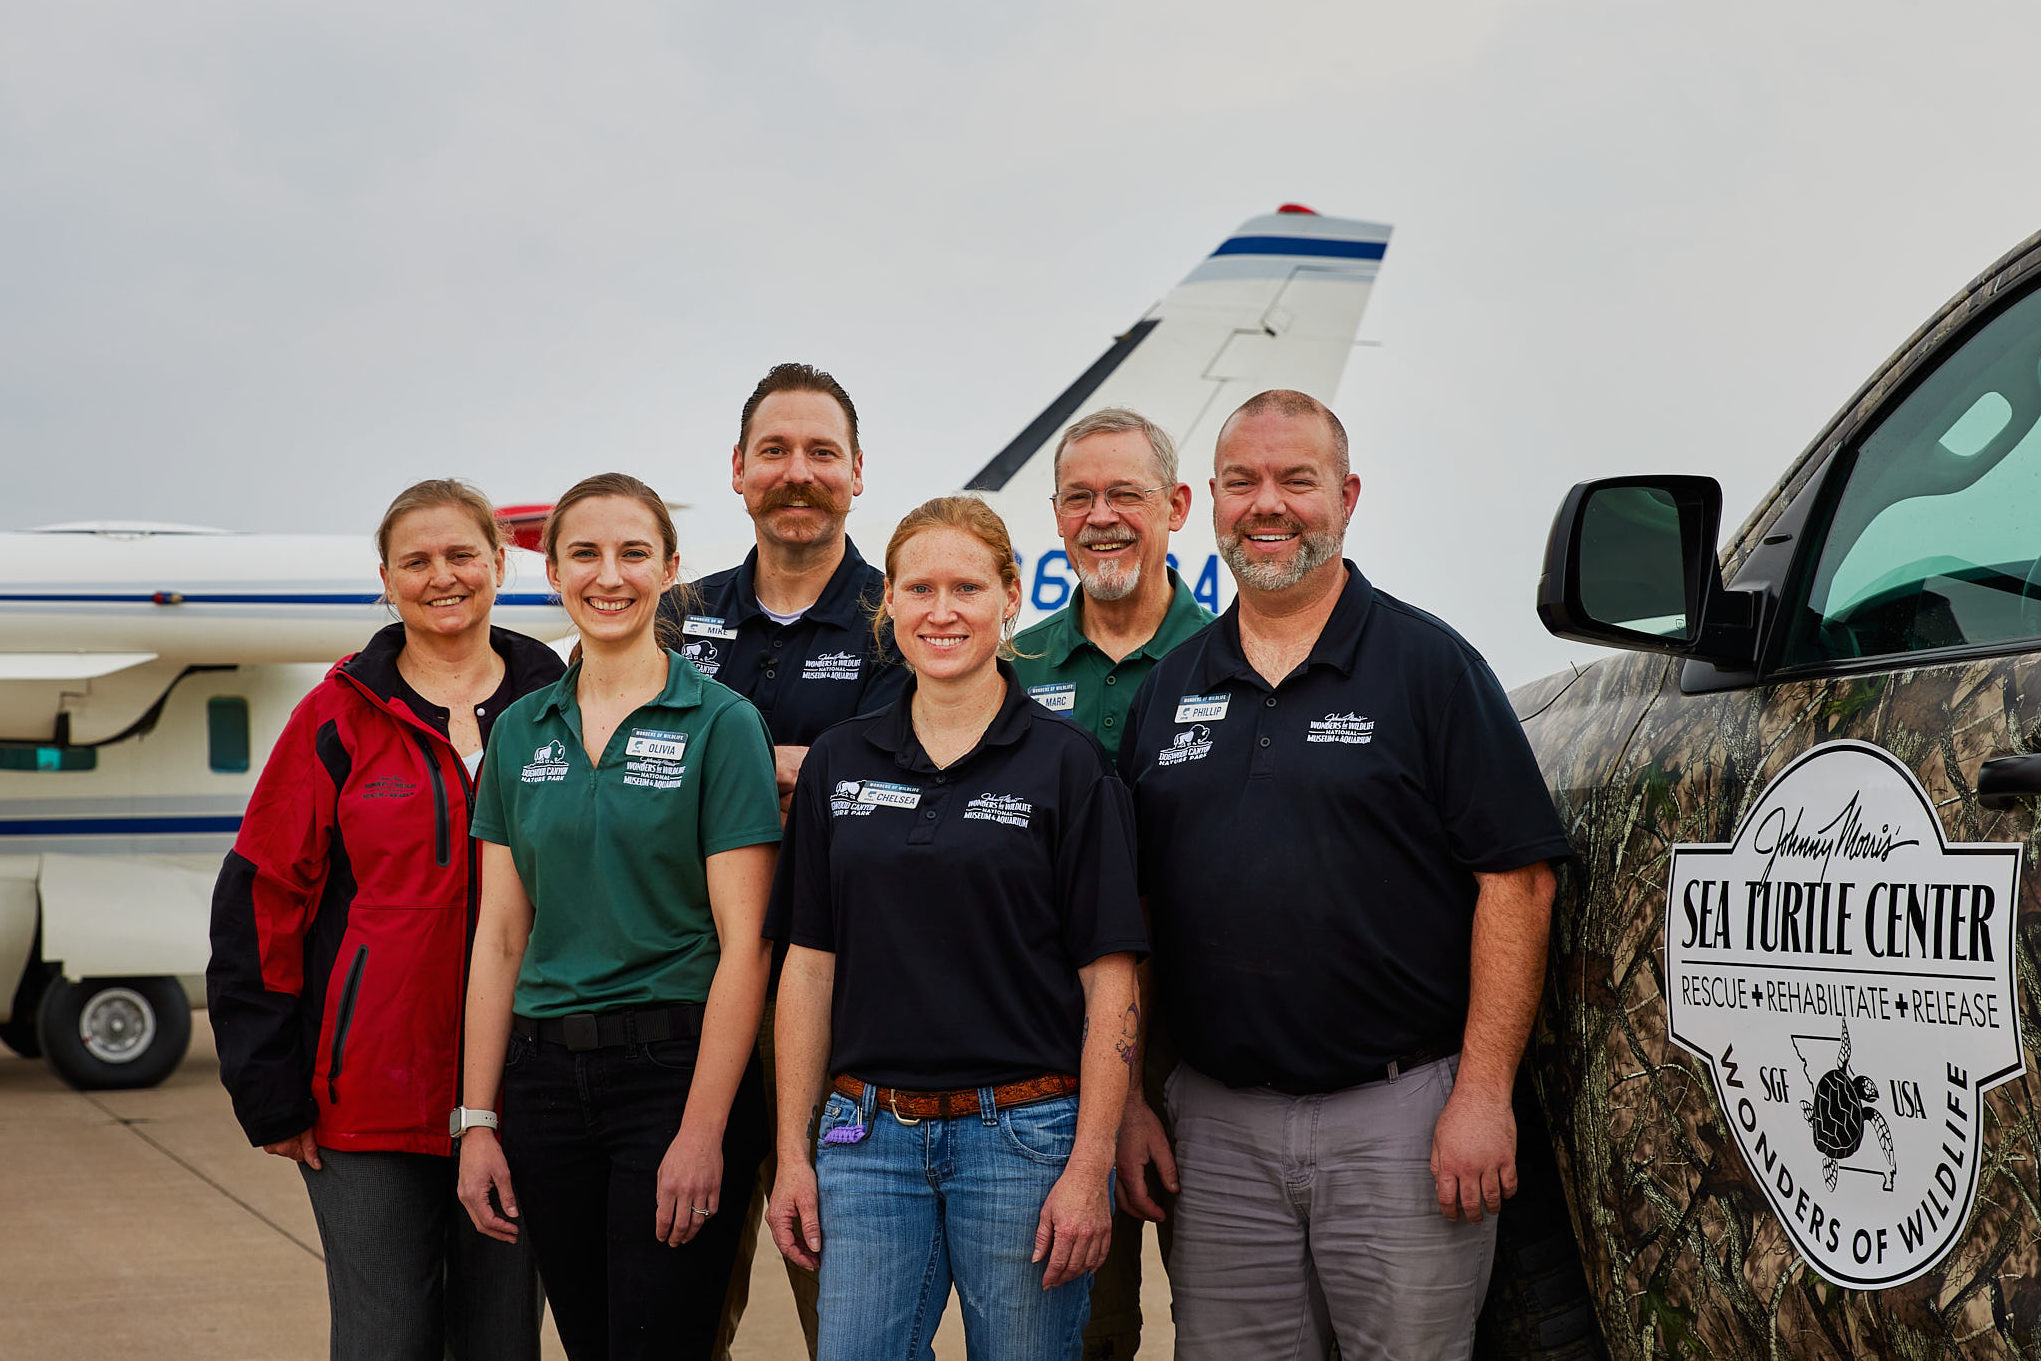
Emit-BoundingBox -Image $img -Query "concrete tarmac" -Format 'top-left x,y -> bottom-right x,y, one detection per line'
0,1012 -> 1175,1359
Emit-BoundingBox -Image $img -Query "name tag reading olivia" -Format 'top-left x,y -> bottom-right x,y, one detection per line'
855,781 -> 922,810
1175,694 -> 1230,723
1028,683 -> 1076,713
682,615 -> 738,640
624,729 -> 688,761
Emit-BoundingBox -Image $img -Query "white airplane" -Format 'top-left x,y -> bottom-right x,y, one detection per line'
0,524 -> 567,1086
0,206 -> 1391,1089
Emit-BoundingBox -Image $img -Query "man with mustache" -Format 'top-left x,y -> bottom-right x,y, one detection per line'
661,362 -> 903,1360
1009,406 -> 1213,1360
1115,390 -> 1569,1360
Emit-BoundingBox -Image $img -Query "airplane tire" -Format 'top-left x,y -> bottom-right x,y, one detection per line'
37,976 -> 192,1091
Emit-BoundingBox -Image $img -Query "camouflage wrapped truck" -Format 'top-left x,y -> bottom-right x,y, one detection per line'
1517,227 -> 2041,1357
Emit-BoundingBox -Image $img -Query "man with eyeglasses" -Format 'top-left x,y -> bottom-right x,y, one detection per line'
1011,405 -> 1211,1360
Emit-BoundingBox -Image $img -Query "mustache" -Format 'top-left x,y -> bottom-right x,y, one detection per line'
758,483 -> 846,517
1226,515 -> 1306,538
1075,525 -> 1141,548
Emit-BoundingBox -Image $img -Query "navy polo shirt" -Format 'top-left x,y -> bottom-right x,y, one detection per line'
1118,562 -> 1570,1094
658,538 -> 906,748
766,663 -> 1148,1089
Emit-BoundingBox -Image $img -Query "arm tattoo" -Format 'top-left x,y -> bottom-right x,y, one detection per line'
1115,1001 -> 1139,1071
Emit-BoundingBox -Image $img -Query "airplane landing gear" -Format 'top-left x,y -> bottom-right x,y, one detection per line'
37,976 -> 192,1090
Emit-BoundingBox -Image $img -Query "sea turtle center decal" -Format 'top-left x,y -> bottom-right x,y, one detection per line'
1664,739 -> 2023,1288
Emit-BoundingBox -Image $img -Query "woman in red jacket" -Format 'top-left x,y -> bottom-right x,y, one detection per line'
208,479 -> 563,1361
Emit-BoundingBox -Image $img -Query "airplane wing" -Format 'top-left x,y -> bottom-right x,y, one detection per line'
966,205 -> 1392,623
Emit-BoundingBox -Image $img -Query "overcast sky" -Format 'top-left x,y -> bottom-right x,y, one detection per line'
6,1 -> 2040,684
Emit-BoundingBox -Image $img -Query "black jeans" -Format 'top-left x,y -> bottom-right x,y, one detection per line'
298,1148 -> 542,1361
500,1026 -> 768,1361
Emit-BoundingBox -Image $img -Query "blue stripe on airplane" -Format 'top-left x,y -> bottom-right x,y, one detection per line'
0,592 -> 558,606
0,814 -> 244,837
1210,236 -> 1388,261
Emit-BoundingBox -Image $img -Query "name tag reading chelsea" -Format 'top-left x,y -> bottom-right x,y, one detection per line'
683,615 -> 738,640
855,781 -> 922,809
1175,694 -> 1230,723
1028,683 -> 1077,713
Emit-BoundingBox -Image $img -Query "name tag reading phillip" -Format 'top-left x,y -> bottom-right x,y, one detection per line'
1175,694 -> 1229,723
855,781 -> 922,810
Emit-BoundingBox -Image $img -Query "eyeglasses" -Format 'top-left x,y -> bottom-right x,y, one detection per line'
1051,485 -> 1167,517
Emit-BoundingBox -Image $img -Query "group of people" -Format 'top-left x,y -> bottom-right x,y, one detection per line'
205,362 -> 1568,1361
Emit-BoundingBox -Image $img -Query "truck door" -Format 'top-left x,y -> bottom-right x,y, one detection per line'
1535,261 -> 2041,1357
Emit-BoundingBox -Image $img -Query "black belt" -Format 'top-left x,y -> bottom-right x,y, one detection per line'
512,1004 -> 703,1053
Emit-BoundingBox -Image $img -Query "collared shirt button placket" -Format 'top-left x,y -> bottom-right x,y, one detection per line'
1250,689 -> 1280,778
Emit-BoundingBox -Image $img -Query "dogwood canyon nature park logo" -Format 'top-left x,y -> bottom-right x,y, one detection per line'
1664,740 -> 2023,1288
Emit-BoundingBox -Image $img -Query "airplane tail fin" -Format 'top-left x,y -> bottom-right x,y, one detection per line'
966,205 -> 1392,494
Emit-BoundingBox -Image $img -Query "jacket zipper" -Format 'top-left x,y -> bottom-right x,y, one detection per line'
327,945 -> 368,1104
411,731 -> 451,868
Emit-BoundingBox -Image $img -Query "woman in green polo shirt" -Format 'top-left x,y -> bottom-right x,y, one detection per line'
454,473 -> 783,1361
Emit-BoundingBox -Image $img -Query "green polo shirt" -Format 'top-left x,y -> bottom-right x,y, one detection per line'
471,651 -> 782,1018
1011,567 -> 1215,757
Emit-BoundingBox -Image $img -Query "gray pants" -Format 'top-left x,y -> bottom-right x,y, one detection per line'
300,1147 -> 542,1361
1165,1057 -> 1496,1361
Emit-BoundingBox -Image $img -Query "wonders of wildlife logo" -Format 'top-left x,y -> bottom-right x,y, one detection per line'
1664,740 -> 2023,1288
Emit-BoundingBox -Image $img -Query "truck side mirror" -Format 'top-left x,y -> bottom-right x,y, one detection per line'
1536,475 -> 1758,665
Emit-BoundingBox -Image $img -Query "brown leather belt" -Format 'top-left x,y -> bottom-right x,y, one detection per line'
833,1072 -> 1078,1122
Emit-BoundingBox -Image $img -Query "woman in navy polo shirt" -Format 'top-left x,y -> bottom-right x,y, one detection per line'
765,496 -> 1146,1361
454,473 -> 783,1361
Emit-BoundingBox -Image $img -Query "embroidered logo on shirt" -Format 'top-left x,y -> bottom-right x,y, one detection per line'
361,776 -> 416,800
1156,723 -> 1215,766
964,792 -> 1034,828
1306,713 -> 1375,745
681,638 -> 723,677
1027,683 -> 1076,713
621,729 -> 689,789
801,651 -> 863,682
521,739 -> 571,784
683,615 -> 738,640
1174,694 -> 1230,723
830,780 -> 872,817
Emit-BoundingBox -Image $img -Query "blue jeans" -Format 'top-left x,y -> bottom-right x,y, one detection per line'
813,1086 -> 1092,1361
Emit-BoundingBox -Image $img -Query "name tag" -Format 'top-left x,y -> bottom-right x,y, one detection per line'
683,615 -> 738,640
1175,694 -> 1230,723
855,780 -> 922,810
1028,683 -> 1076,713
625,729 -> 688,761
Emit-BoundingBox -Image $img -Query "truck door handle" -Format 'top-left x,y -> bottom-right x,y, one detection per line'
1978,754 -> 2041,809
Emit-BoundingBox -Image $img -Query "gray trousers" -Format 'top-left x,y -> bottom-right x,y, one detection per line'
300,1147 -> 542,1361
1165,1057 -> 1496,1361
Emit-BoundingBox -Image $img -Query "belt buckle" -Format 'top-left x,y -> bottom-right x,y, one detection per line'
562,1013 -> 600,1052
888,1089 -> 921,1126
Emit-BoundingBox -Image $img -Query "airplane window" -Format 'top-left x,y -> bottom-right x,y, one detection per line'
1784,284 -> 2041,666
207,697 -> 250,774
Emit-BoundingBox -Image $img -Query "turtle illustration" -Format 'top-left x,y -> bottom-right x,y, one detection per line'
1798,1019 -> 1897,1192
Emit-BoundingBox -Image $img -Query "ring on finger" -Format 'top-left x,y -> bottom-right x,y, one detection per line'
690,1206 -> 712,1217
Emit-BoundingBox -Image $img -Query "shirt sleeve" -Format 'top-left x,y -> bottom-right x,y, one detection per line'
1430,655 -> 1574,873
1055,747 -> 1149,966
765,748 -> 835,951
205,691 -> 342,1147
698,698 -> 785,857
469,717 -> 514,846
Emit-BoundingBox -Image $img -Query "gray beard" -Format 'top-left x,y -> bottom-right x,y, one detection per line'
1218,528 -> 1342,593
1075,555 -> 1140,602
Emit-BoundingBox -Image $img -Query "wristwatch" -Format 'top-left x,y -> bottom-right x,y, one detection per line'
449,1106 -> 500,1137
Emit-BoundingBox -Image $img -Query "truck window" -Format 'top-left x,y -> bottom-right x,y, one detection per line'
1783,283 -> 2041,666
